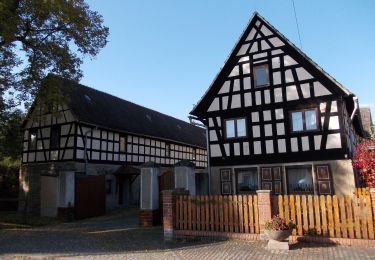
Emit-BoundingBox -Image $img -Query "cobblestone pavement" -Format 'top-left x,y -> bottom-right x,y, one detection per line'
1,209 -> 375,259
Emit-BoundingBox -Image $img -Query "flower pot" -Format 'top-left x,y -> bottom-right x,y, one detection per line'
264,229 -> 292,241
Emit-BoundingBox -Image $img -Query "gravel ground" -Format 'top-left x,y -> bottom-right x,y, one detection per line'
1,209 -> 374,259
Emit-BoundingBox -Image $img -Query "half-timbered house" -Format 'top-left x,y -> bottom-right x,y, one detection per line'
20,76 -> 207,217
190,13 -> 364,197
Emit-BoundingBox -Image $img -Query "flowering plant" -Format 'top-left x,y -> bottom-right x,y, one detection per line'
352,139 -> 375,188
264,215 -> 295,231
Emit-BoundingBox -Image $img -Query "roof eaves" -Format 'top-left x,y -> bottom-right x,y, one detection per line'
255,13 -> 352,96
190,12 -> 259,115
76,120 -> 207,149
191,12 -> 353,116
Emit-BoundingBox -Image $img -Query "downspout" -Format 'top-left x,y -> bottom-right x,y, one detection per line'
350,96 -> 358,122
205,126 -> 211,196
189,116 -> 211,195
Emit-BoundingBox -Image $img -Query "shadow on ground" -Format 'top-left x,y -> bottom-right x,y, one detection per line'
0,208 -> 229,257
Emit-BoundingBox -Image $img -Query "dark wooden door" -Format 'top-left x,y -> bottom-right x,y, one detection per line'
75,175 -> 105,219
158,171 -> 174,223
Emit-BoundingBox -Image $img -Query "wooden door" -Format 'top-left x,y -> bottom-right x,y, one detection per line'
75,175 -> 105,219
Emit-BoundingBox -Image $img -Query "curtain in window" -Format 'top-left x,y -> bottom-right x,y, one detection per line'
287,167 -> 314,194
292,112 -> 303,131
237,169 -> 258,193
226,120 -> 235,138
237,119 -> 246,137
305,110 -> 317,130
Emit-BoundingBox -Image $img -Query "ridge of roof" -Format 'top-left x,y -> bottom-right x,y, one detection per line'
255,13 -> 352,96
68,78 -> 203,130
190,12 -> 259,115
191,12 -> 353,115
51,76 -> 207,148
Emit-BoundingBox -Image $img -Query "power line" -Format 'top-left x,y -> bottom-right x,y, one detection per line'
291,0 -> 303,50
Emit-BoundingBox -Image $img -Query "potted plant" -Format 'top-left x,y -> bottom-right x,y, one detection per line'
264,215 -> 295,241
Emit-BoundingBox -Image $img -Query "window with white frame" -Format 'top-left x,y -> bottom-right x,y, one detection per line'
290,108 -> 318,132
225,118 -> 247,139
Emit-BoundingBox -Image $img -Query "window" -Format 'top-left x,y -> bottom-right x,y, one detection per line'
225,118 -> 247,139
254,65 -> 269,87
291,109 -> 318,132
50,126 -> 60,150
286,166 -> 314,194
29,129 -> 37,150
315,165 -> 333,195
220,169 -> 232,195
236,168 -> 258,194
119,136 -> 126,153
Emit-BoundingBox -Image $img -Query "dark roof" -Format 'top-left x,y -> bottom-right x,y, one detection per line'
55,76 -> 206,148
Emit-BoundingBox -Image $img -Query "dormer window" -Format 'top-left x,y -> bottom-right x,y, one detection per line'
254,64 -> 269,87
225,118 -> 247,139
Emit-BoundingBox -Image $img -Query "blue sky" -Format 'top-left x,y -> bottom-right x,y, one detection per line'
81,0 -> 375,123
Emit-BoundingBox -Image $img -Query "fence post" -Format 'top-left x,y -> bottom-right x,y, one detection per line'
256,190 -> 272,239
370,188 -> 375,223
162,188 -> 189,240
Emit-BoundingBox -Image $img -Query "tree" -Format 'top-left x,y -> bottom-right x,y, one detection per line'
352,139 -> 375,188
0,0 -> 109,111
0,109 -> 24,160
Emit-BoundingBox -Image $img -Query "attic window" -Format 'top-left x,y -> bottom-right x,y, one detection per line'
254,64 -> 269,87
177,124 -> 182,130
146,114 -> 152,121
84,94 -> 92,103
29,129 -> 37,150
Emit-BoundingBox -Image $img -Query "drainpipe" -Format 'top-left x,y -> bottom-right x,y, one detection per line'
189,116 -> 211,195
350,96 -> 358,122
84,126 -> 98,174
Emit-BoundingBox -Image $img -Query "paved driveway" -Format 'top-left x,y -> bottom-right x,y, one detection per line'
1,209 -> 374,259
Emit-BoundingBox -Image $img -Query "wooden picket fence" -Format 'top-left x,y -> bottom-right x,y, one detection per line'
175,195 -> 260,234
276,194 -> 374,239
354,187 -> 369,196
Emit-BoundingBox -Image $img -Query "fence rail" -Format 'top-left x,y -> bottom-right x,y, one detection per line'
176,195 -> 260,234
276,194 -> 374,239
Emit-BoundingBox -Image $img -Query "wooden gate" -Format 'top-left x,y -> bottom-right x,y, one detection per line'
75,175 -> 105,219
158,171 -> 175,223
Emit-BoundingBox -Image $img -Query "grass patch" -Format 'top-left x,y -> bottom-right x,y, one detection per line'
0,211 -> 61,229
